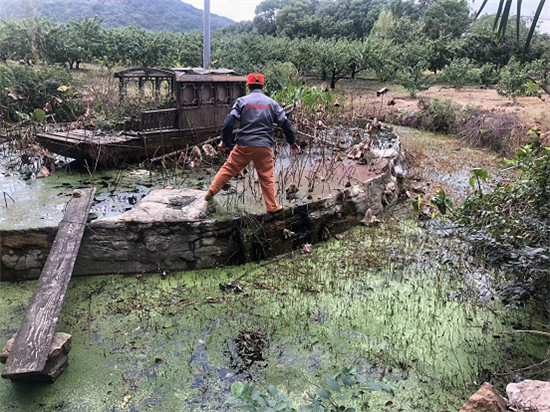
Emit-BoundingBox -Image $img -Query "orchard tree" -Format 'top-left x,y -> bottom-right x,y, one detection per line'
64,17 -> 103,69
311,38 -> 360,89
421,0 -> 471,40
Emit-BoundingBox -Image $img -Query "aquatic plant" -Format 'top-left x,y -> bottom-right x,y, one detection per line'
227,367 -> 392,412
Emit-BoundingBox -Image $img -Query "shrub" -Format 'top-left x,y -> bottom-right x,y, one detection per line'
438,58 -> 479,88
272,85 -> 336,113
457,142 -> 550,306
263,61 -> 302,95
0,64 -> 82,122
479,63 -> 499,86
420,98 -> 461,133
496,57 -> 541,99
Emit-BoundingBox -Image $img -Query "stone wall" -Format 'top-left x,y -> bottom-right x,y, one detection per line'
1,135 -> 406,282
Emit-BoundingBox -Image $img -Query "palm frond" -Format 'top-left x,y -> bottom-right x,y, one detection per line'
474,0 -> 491,19
477,0 -> 547,49
525,0 -> 547,50
498,0 -> 514,38
493,0 -> 505,31
516,0 -> 522,41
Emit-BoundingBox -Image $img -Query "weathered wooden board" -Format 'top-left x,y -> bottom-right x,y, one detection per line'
1,188 -> 95,380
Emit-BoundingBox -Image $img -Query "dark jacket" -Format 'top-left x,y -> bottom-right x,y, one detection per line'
221,89 -> 296,147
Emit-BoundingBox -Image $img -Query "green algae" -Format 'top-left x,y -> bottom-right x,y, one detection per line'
0,128 -> 547,411
0,213 -> 547,412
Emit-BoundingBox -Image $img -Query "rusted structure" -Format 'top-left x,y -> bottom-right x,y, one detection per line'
36,67 -> 247,167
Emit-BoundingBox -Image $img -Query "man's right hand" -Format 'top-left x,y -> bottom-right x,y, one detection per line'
290,143 -> 301,155
218,140 -> 226,152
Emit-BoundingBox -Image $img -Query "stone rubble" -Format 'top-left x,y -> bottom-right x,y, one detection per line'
460,382 -> 508,412
1,332 -> 72,382
507,380 -> 550,412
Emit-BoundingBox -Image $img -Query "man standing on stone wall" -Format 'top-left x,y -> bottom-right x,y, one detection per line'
205,73 -> 301,213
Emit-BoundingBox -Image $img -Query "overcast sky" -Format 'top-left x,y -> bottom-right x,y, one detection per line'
183,0 -> 263,22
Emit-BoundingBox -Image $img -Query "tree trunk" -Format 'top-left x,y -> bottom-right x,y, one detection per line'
330,70 -> 337,90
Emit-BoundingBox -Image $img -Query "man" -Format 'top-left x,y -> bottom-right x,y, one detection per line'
205,73 -> 301,213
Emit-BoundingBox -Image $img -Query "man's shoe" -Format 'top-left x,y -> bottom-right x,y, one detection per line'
205,189 -> 214,201
268,205 -> 283,214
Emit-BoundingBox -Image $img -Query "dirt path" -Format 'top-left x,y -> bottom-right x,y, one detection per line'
338,79 -> 549,124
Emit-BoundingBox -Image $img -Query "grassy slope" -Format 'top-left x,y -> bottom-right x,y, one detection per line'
0,0 -> 233,32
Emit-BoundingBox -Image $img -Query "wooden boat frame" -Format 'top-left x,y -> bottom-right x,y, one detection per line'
36,67 -> 247,167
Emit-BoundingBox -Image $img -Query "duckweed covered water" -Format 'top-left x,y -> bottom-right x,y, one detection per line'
0,212 -> 546,411
1,127 -> 547,411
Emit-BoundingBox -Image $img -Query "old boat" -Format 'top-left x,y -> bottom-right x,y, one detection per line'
36,67 -> 247,167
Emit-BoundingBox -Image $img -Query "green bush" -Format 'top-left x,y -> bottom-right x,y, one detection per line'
457,141 -> 550,305
0,63 -> 82,122
479,63 -> 499,86
496,57 -> 541,99
438,58 -> 479,88
263,61 -> 302,95
420,98 -> 461,133
272,85 -> 336,113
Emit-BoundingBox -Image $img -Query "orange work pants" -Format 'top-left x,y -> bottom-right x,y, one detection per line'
209,145 -> 278,212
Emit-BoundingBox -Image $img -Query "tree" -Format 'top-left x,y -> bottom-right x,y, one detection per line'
64,17 -> 103,69
421,0 -> 471,40
371,9 -> 396,38
311,38 -> 360,89
316,0 -> 384,39
253,0 -> 302,35
395,43 -> 431,97
275,1 -> 319,38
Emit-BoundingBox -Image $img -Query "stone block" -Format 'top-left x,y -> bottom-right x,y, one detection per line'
507,380 -> 550,412
1,332 -> 72,382
460,382 -> 508,412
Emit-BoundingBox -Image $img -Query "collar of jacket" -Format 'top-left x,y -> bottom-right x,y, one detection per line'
249,89 -> 264,94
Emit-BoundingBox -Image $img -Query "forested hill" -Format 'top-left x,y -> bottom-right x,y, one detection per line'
0,0 -> 234,32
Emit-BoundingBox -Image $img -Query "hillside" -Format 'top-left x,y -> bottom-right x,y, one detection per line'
0,0 -> 234,32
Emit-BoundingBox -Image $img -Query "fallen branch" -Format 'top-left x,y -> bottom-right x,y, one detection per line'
494,329 -> 550,339
493,358 -> 550,376
150,136 -> 220,164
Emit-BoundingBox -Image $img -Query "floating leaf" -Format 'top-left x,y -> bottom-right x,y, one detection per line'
33,108 -> 47,123
316,388 -> 332,400
231,381 -> 244,396
367,381 -> 393,392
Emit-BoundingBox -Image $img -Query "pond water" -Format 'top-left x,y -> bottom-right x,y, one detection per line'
0,209 -> 546,411
0,127 -> 389,229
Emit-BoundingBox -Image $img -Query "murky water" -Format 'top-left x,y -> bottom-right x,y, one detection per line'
0,127 -> 387,227
0,213 -> 546,411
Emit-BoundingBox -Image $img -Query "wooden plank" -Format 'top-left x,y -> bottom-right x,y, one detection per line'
36,132 -> 83,145
2,188 -> 96,380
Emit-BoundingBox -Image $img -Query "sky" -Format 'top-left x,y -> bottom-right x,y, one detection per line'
183,0 -> 264,22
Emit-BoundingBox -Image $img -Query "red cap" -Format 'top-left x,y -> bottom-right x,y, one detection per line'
247,73 -> 265,86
